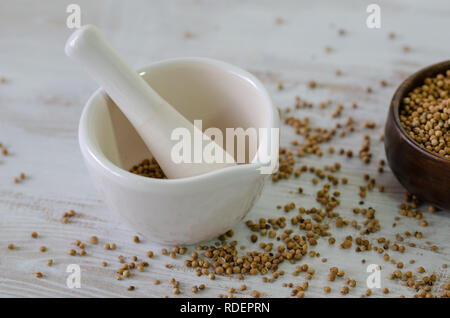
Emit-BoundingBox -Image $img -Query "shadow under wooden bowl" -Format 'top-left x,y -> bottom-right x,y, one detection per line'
385,60 -> 450,210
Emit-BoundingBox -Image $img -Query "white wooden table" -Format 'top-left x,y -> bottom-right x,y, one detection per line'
0,0 -> 448,298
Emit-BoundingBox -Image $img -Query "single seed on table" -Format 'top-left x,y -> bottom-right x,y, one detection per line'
68,210 -> 76,217
101,261 -> 107,267
40,246 -> 47,252
154,280 -> 160,285
341,286 -> 349,295
35,272 -> 43,278
103,243 -> 110,250
31,232 -> 38,239
133,235 -> 140,243
90,236 -> 99,244
79,249 -> 86,256
324,286 -> 331,293
382,288 -> 389,294
69,249 -> 76,256
47,259 -> 53,266
251,290 -> 261,298
173,288 -> 180,295
128,286 -> 135,291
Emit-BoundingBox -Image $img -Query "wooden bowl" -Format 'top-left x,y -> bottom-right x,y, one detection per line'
385,60 -> 450,209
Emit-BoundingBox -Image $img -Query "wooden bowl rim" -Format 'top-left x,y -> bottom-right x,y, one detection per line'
391,60 -> 450,165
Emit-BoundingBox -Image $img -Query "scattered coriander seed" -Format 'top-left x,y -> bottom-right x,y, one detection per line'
35,272 -> 43,278
341,286 -> 349,295
308,80 -> 317,89
90,236 -> 99,244
31,232 -> 38,239
275,17 -> 283,24
251,290 -> 261,298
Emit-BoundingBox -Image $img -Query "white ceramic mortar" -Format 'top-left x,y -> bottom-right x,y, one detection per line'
79,57 -> 279,245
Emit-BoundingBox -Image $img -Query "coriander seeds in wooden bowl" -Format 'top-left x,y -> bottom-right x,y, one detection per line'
385,60 -> 450,209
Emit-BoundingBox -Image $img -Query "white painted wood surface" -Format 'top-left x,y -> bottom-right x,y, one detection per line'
0,0 -> 449,298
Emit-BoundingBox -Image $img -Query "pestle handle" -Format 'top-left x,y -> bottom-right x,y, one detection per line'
66,25 -> 235,178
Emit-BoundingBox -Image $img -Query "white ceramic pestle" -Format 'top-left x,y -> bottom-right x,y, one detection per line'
65,25 -> 235,179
